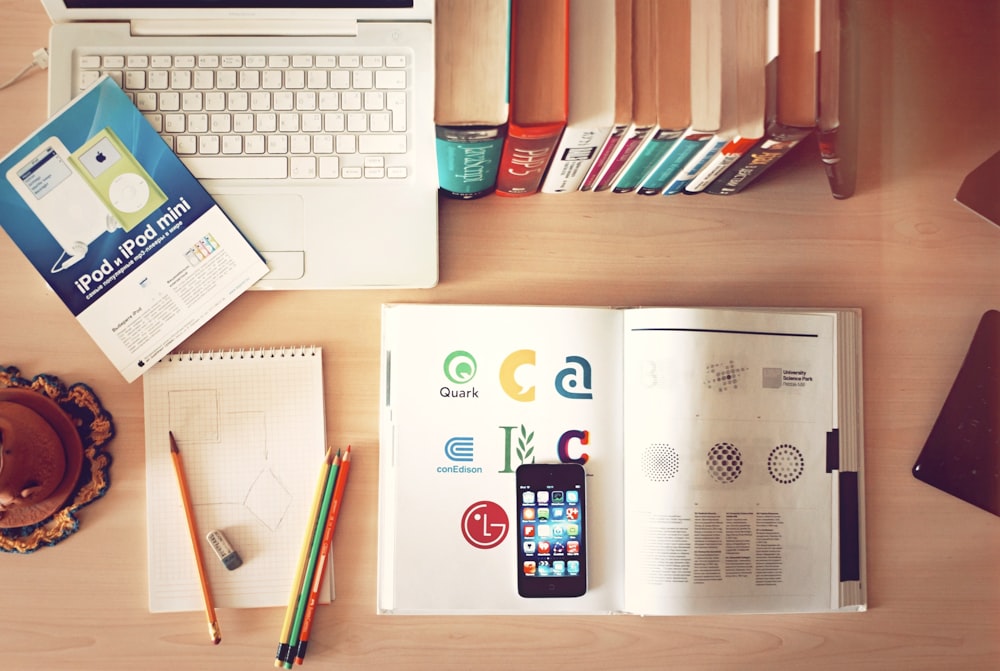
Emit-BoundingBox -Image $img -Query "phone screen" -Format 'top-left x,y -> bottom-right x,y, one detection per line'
515,463 -> 587,598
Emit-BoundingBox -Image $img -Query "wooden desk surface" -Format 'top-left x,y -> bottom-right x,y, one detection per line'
1,2 -> 998,669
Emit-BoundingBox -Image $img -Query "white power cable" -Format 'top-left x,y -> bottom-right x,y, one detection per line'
0,48 -> 49,91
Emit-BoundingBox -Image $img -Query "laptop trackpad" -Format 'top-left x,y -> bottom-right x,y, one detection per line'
213,192 -> 305,280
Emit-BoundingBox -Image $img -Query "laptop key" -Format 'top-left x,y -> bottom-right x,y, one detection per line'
182,156 -> 289,179
359,135 -> 406,154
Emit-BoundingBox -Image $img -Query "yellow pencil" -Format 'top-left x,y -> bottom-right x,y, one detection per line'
275,446 -> 334,666
169,431 -> 221,645
284,450 -> 340,668
294,445 -> 352,664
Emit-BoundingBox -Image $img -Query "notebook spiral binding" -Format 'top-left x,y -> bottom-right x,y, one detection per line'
165,346 -> 320,362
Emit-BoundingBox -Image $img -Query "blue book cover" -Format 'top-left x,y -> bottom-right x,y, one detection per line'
0,77 -> 268,382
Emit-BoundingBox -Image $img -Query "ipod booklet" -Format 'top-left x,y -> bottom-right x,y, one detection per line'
378,304 -> 867,615
0,77 -> 267,382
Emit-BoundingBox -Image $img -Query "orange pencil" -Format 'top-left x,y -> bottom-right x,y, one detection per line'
293,445 -> 352,664
275,447 -> 335,666
169,431 -> 221,645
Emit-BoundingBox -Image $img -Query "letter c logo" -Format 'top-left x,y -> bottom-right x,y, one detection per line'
500,349 -> 535,402
558,430 -> 590,465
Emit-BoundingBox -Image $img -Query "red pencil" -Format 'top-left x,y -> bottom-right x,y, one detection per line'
293,445 -> 352,664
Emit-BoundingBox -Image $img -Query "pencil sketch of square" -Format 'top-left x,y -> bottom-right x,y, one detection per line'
244,467 -> 293,531
762,367 -> 783,389
190,411 -> 266,504
168,389 -> 219,441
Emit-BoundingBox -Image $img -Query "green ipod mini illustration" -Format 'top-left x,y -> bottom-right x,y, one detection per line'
70,127 -> 167,231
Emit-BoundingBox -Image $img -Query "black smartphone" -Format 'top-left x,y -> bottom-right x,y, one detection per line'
515,463 -> 587,598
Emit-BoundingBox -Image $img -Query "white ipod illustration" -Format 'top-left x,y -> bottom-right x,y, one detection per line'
5,137 -> 118,273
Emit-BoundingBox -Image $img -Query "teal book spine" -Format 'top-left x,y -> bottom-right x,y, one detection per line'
662,135 -> 729,195
435,125 -> 507,200
636,132 -> 712,196
610,128 -> 682,194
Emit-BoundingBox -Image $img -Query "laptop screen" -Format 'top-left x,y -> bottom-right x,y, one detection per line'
63,1 -> 414,7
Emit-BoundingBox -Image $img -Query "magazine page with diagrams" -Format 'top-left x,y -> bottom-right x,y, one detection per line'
620,307 -> 865,615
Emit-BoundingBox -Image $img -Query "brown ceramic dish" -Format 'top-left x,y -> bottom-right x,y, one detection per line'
0,388 -> 84,529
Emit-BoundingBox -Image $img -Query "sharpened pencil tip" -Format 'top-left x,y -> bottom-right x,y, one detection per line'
169,431 -> 179,453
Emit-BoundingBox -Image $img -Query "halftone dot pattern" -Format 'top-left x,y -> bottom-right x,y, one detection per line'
707,442 -> 743,484
768,443 -> 805,484
705,360 -> 749,391
642,443 -> 680,482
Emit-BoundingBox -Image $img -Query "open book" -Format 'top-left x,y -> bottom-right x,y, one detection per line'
378,304 -> 865,615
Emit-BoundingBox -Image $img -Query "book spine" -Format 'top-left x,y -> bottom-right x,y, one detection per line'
495,123 -> 566,197
579,123 -> 628,191
662,135 -> 729,195
702,123 -> 812,195
435,125 -> 507,200
838,470 -> 861,583
635,131 -> 711,196
683,136 -> 757,193
593,124 -> 655,192
817,127 -> 852,200
612,127 -> 682,194
540,125 -> 613,193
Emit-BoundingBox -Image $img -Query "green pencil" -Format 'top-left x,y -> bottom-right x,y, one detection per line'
274,447 -> 334,667
283,449 -> 341,668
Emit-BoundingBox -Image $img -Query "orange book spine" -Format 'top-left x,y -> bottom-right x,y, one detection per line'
495,0 -> 569,197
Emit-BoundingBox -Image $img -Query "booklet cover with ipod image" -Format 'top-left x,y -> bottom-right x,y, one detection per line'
0,76 -> 267,382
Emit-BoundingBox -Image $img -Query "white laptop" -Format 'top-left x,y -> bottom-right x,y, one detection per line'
40,0 -> 438,290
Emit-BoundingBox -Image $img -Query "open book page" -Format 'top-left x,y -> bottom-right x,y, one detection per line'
620,308 -> 839,615
379,304 -> 624,614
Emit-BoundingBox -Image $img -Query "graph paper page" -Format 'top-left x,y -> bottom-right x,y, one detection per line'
143,347 -> 331,612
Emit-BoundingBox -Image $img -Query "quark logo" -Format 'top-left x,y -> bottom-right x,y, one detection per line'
461,500 -> 509,549
444,350 -> 477,384
445,436 -> 474,462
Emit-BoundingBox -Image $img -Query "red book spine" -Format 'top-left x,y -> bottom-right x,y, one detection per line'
495,122 -> 566,197
495,0 -> 568,197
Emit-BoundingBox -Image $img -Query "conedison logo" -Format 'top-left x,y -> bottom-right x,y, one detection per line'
445,436 -> 474,462
444,350 -> 477,384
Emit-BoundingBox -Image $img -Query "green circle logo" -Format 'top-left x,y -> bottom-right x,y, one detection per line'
444,350 -> 477,384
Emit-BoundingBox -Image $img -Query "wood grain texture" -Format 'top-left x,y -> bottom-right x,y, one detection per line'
0,1 -> 998,669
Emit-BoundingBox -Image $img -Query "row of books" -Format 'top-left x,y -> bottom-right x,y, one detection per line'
434,0 -> 858,201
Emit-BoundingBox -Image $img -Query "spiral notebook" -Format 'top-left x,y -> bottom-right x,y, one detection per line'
143,347 -> 330,612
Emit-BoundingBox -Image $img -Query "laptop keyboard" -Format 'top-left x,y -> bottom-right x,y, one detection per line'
76,53 -> 410,181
